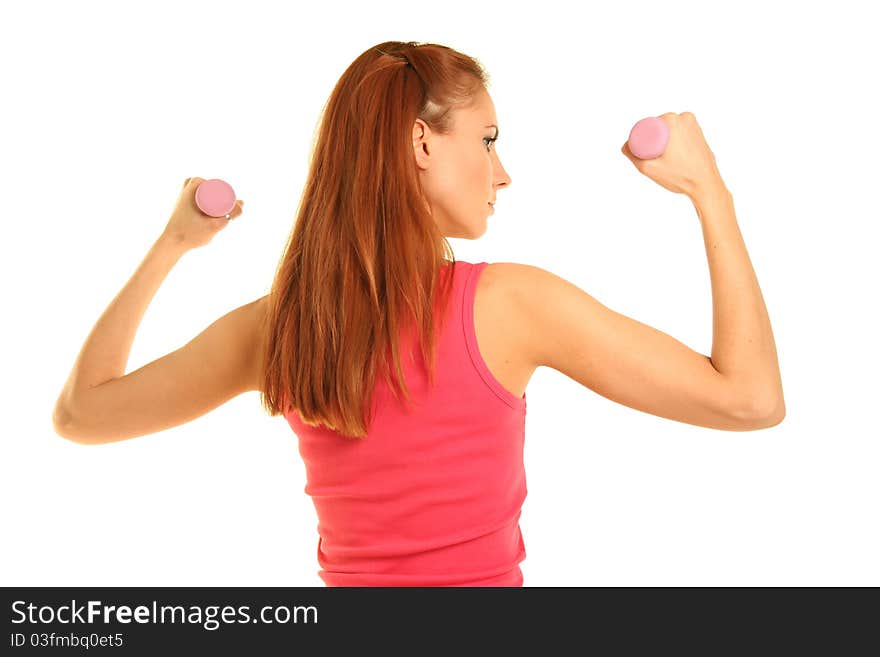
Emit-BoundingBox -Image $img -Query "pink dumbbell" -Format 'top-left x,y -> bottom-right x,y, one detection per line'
627,117 -> 670,160
194,178 -> 237,219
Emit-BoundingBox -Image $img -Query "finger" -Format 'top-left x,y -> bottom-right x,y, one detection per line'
184,177 -> 191,188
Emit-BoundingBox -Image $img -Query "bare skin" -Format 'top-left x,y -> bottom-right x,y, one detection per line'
471,109 -> 785,430
412,87 -> 511,239
53,95 -> 783,444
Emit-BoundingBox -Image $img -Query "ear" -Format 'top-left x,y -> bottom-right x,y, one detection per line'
412,118 -> 431,170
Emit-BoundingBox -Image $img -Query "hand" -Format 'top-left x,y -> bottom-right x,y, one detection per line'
621,112 -> 725,200
161,176 -> 245,250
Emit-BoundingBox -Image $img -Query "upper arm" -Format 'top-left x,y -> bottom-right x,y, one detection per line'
57,295 -> 269,445
502,263 -> 769,431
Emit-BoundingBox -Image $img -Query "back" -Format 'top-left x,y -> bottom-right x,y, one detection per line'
284,260 -> 528,586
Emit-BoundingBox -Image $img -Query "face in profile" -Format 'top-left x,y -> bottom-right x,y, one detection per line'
412,88 -> 512,239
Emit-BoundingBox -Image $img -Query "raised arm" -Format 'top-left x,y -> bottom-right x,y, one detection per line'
508,170 -> 784,431
51,177 -> 254,444
52,296 -> 267,445
691,182 -> 784,420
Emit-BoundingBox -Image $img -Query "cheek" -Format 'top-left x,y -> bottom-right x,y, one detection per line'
440,153 -> 482,194
433,146 -> 489,208
464,150 -> 491,188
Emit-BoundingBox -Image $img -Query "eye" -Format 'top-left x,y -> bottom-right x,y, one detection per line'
483,136 -> 498,152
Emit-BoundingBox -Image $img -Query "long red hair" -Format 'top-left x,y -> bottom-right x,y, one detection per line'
259,41 -> 492,439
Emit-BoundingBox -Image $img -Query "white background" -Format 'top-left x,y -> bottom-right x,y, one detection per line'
2,0 -> 877,587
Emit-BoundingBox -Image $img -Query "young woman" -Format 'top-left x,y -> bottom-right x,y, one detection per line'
52,40 -> 784,586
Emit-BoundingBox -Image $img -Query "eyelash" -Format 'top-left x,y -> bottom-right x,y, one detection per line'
483,136 -> 498,152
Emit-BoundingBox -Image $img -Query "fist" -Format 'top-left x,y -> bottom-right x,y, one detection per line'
621,112 -> 724,199
161,177 -> 245,249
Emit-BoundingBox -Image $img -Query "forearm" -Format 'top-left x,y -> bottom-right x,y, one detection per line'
692,184 -> 784,417
54,236 -> 187,414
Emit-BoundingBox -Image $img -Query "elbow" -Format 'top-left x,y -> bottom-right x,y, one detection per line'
766,398 -> 786,427
52,404 -> 73,438
733,395 -> 786,431
52,405 -> 94,445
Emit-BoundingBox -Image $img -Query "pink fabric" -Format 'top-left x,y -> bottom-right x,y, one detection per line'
284,261 -> 528,586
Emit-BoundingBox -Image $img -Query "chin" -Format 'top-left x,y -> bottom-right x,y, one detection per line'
470,224 -> 489,240
447,229 -> 483,240
441,214 -> 488,240
462,218 -> 488,239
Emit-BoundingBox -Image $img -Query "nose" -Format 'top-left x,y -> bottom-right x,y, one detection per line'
493,155 -> 511,191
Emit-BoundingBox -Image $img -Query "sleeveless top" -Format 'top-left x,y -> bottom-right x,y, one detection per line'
284,260 -> 528,586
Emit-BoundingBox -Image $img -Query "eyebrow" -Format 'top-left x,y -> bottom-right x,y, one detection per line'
484,124 -> 499,139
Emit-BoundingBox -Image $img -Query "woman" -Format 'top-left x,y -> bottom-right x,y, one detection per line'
52,40 -> 785,586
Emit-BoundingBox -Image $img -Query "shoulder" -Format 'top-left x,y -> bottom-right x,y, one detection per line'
478,262 -> 558,369
481,261 -> 556,302
242,294 -> 270,392
253,293 -> 269,321
239,294 -> 269,336
482,262 -> 599,370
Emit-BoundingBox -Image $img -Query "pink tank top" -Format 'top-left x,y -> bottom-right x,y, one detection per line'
284,261 -> 528,586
